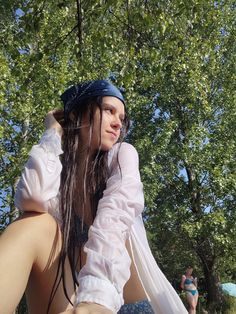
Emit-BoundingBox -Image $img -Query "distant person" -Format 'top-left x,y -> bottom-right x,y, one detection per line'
181,266 -> 199,314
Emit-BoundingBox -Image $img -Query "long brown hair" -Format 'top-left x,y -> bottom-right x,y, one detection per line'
47,96 -> 129,312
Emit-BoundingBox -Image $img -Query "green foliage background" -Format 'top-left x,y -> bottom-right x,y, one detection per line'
0,0 -> 235,312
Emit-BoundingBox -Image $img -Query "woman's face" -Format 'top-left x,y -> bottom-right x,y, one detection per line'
81,96 -> 125,152
186,267 -> 193,276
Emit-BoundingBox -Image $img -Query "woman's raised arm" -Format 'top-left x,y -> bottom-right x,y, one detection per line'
14,110 -> 63,215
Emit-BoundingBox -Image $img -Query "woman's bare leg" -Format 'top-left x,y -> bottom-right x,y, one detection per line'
186,292 -> 196,314
193,293 -> 198,314
0,212 -> 75,314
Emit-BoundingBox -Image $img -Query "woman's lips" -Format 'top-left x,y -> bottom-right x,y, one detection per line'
107,131 -> 118,139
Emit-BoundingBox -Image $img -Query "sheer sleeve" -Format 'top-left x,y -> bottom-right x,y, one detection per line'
14,128 -> 63,219
76,142 -> 144,313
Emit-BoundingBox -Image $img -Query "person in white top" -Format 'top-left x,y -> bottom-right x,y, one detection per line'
0,80 -> 187,314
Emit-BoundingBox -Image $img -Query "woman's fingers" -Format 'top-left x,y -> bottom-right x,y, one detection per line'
45,109 -> 64,135
75,303 -> 113,314
58,303 -> 113,314
58,309 -> 88,314
52,109 -> 64,123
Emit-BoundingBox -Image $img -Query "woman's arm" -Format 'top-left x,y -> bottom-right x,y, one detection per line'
76,142 -> 144,313
14,111 -> 63,215
180,275 -> 186,290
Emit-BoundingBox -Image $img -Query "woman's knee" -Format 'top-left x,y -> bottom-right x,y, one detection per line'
0,212 -> 62,313
6,212 -> 61,263
10,212 -> 58,239
189,304 -> 196,310
20,211 -> 59,233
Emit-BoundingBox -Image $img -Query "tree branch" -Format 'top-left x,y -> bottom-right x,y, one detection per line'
76,0 -> 83,57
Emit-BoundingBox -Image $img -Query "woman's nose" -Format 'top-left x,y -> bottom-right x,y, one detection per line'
111,115 -> 122,129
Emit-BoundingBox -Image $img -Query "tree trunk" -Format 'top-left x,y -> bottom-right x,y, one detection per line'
197,246 -> 222,313
203,265 -> 222,313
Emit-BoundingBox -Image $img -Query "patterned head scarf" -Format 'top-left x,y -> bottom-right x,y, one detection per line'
60,80 -> 125,115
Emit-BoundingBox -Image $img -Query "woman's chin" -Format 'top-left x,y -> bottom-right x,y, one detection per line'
100,141 -> 117,151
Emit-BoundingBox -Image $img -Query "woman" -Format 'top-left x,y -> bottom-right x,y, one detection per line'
0,80 -> 187,314
181,266 -> 198,314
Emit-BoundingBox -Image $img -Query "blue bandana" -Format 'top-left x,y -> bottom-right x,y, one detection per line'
61,80 -> 125,114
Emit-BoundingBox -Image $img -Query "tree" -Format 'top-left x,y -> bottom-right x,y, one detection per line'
125,1 -> 236,311
0,0 -> 235,312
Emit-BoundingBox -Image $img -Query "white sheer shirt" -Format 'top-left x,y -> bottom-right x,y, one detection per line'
15,128 -> 188,314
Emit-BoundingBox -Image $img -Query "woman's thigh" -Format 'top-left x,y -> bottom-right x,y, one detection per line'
23,213 -> 76,314
186,291 -> 196,307
0,212 -> 75,314
193,293 -> 199,306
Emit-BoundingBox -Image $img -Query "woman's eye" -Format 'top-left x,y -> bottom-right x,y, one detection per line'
105,108 -> 113,113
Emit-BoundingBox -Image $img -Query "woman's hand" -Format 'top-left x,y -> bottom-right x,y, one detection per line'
45,109 -> 64,136
59,302 -> 114,314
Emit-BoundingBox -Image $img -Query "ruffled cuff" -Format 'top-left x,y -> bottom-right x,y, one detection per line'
39,128 -> 63,156
75,275 -> 123,313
